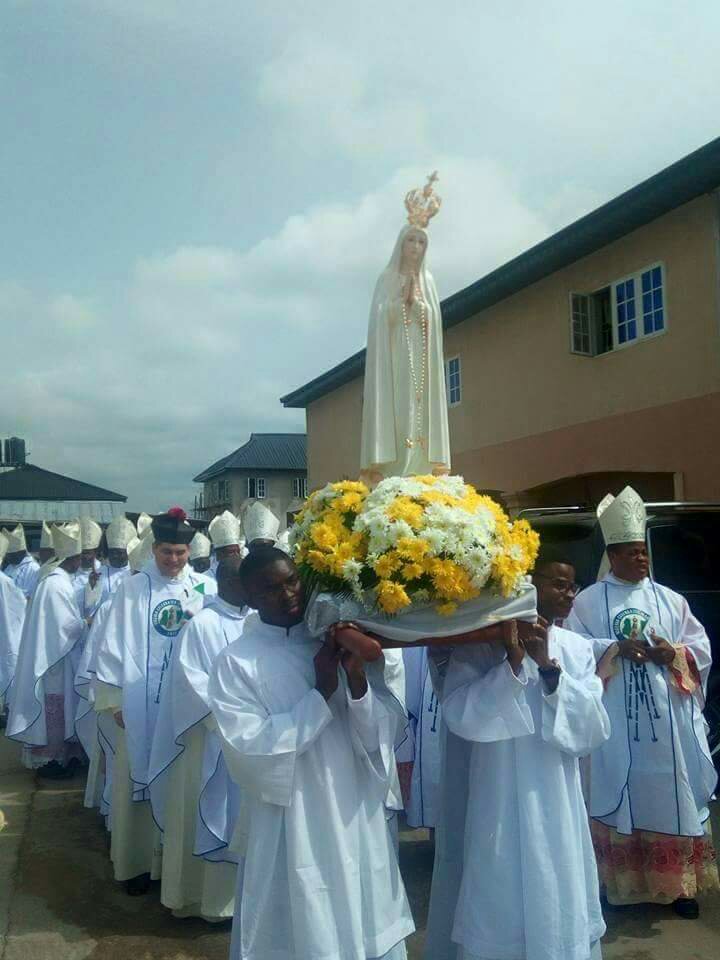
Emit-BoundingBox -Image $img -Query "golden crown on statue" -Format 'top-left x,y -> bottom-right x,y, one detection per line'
404,171 -> 442,229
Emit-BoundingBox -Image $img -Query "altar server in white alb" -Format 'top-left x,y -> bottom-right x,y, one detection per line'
1,523 -> 40,598
425,553 -> 610,960
94,509 -> 213,894
567,486 -> 719,918
209,547 -> 414,960
242,500 -> 280,550
189,531 -> 213,574
73,517 -> 103,615
0,533 -> 26,710
7,522 -> 87,777
85,515 -> 135,612
209,510 -> 245,572
149,559 -> 246,920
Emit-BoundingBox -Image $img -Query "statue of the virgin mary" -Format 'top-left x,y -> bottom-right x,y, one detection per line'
360,172 -> 451,483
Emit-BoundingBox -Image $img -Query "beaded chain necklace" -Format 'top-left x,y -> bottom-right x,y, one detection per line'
401,273 -> 428,449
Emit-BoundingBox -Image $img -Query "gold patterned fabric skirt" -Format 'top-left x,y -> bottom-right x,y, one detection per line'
591,819 -> 720,905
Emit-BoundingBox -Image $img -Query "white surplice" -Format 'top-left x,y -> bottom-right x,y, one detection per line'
7,567 -> 85,764
75,598 -> 114,814
0,570 -> 26,703
426,628 -> 609,960
208,614 -> 414,960
93,563 -> 213,882
148,596 -> 246,920
5,554 -> 40,598
567,574 -> 717,836
401,646 -> 441,828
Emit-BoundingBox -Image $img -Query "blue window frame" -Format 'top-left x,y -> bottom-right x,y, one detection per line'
615,278 -> 637,345
641,265 -> 664,335
446,356 -> 461,405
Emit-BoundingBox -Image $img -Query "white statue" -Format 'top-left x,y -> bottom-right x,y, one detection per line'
360,172 -> 451,484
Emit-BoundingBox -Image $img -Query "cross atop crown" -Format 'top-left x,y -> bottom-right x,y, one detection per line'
405,171 -> 442,229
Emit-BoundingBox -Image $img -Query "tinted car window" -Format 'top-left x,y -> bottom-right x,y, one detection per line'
649,517 -> 720,593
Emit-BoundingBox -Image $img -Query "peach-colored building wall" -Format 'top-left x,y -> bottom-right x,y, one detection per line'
306,194 -> 720,502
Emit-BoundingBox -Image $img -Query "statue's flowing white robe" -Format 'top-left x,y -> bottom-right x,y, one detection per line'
566,574 -> 717,836
425,627 -> 609,960
93,563 -> 211,881
7,567 -> 85,765
360,225 -> 450,477
208,615 -> 414,960
0,571 -> 26,704
148,596 -> 245,920
5,555 -> 40,598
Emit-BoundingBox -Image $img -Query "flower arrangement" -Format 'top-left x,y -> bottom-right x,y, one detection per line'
290,475 -> 539,617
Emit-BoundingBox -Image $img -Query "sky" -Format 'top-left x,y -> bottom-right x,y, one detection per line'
2,0 -> 720,512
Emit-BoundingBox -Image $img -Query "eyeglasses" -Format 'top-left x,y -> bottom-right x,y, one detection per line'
533,574 -> 580,595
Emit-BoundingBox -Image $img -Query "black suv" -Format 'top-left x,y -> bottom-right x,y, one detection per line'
521,503 -> 720,769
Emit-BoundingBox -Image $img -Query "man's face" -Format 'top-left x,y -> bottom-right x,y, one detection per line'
62,554 -> 82,575
218,572 -> 246,608
248,558 -> 304,627
107,548 -> 128,569
5,550 -> 26,566
532,562 -> 578,622
609,541 -> 649,584
191,556 -> 212,574
80,549 -> 97,570
217,544 -> 241,561
153,542 -> 190,578
39,548 -> 54,563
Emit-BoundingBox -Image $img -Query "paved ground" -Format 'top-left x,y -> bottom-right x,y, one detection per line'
1,735 -> 718,959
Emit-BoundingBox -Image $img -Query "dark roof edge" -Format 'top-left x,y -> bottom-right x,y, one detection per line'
281,135 -> 720,409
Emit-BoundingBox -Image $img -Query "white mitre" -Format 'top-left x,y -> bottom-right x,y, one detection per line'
208,510 -> 241,548
106,516 -> 136,550
52,522 -> 82,561
597,486 -> 647,545
243,501 -> 280,544
136,512 -> 153,538
0,532 -> 8,566
276,529 -> 291,555
40,521 -> 54,550
80,516 -> 103,551
2,524 -> 27,553
128,532 -> 155,572
189,532 -> 212,561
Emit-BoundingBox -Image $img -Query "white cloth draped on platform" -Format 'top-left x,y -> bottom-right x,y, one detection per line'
567,574 -> 717,837
209,615 -> 414,960
425,627 -> 609,960
0,571 -> 26,701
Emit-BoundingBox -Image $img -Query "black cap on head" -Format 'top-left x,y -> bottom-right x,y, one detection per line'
151,507 -> 195,545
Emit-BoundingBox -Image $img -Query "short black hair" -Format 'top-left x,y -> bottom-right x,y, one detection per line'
239,546 -> 294,591
533,549 -> 575,576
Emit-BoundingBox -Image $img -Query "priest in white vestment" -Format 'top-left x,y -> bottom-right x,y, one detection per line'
94,509 -> 213,894
566,486 -> 719,918
425,552 -> 610,960
0,534 -> 26,713
242,501 -> 281,551
189,531 -> 213,575
85,515 -> 135,613
209,510 -> 244,572
73,517 -> 103,616
1,524 -> 40,598
208,546 -> 414,960
7,522 -> 87,777
149,559 -> 246,920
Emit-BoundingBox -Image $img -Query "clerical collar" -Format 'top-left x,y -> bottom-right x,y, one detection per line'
605,572 -> 649,588
257,618 -> 309,641
149,561 -> 192,586
212,596 -> 246,619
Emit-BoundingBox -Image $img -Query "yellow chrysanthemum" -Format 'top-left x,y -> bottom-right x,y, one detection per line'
376,580 -> 412,614
386,496 -> 425,530
436,601 -> 458,616
396,536 -> 430,562
401,562 -> 424,581
374,552 -> 403,578
310,522 -> 338,551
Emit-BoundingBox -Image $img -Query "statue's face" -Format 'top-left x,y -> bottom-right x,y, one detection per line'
401,229 -> 427,269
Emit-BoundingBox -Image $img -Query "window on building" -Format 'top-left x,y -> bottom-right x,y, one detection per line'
247,477 -> 266,499
293,477 -> 308,499
216,479 -> 230,502
570,264 -> 665,356
446,356 -> 462,406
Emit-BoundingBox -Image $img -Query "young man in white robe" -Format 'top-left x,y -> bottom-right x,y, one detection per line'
425,551 -> 610,960
94,508 -> 214,894
0,533 -> 26,717
7,522 -> 87,777
209,510 -> 244,576
1,523 -> 40,598
208,546 -> 414,960
149,558 -> 246,920
566,486 -> 719,918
